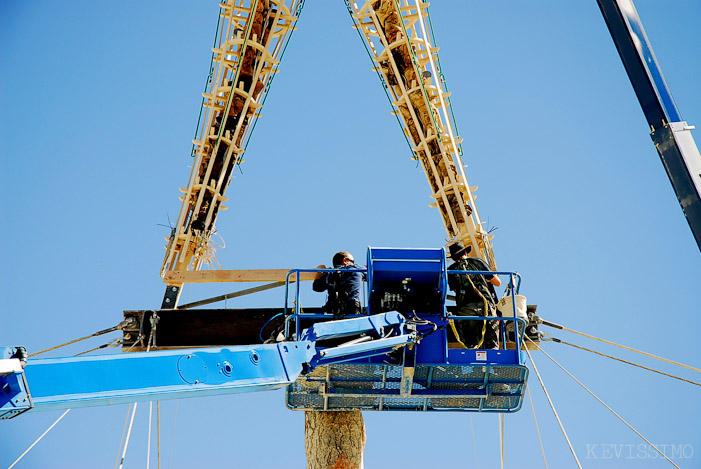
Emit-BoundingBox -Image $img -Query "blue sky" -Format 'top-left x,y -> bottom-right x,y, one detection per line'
1,1 -> 700,467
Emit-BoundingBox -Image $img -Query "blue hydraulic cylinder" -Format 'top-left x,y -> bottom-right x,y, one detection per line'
301,311 -> 406,342
2,342 -> 314,415
300,312 -> 417,368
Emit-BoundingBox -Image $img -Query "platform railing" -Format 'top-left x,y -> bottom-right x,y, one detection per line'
283,267 -> 369,339
446,270 -> 525,352
282,267 -> 527,356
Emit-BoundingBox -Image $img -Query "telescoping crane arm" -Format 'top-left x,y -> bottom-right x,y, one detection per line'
0,313 -> 415,419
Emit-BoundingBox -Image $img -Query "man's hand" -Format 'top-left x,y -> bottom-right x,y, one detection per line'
314,264 -> 326,280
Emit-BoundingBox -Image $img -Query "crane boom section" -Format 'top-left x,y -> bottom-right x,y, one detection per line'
161,0 -> 304,277
597,0 -> 701,250
0,313 -> 415,418
347,0 -> 496,268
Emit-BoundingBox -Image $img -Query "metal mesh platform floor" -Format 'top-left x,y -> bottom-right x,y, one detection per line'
286,363 -> 528,412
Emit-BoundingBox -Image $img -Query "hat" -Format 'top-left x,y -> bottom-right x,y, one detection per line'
448,241 -> 471,260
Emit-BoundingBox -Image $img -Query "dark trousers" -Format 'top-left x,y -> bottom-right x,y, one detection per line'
455,302 -> 499,349
324,300 -> 361,319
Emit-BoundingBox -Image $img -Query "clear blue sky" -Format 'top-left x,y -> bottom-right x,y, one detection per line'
2,1 -> 700,468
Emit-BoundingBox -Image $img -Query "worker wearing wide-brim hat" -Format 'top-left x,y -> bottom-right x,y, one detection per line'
447,241 -> 501,349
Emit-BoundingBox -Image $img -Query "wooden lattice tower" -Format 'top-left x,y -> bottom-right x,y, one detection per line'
161,0 -> 305,278
161,0 -> 497,288
348,0 -> 496,268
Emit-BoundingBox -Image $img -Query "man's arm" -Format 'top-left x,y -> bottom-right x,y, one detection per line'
472,258 -> 501,287
312,264 -> 327,292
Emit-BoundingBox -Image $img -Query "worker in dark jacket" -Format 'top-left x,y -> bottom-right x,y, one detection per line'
313,251 -> 363,319
447,241 -> 501,349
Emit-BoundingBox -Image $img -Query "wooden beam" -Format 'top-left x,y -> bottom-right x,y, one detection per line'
163,269 -> 317,284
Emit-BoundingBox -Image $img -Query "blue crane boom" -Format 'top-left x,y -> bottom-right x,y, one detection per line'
598,0 -> 701,250
0,312 -> 414,419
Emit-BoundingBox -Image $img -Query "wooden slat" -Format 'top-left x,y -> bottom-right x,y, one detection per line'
163,269 -> 317,284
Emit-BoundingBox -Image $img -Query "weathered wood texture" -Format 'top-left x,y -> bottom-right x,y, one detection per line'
305,411 -> 366,469
163,269 -> 316,284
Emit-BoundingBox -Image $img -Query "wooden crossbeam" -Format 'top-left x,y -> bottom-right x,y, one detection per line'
163,269 -> 316,284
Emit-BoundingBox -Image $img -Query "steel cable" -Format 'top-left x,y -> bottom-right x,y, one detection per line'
28,322 -> 129,357
540,319 -> 701,373
533,338 -> 680,468
525,347 -> 582,468
8,409 -> 71,469
540,334 -> 701,387
526,382 -> 549,468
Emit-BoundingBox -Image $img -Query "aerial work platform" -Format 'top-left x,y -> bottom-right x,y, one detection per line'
284,247 -> 530,412
127,247 -> 532,413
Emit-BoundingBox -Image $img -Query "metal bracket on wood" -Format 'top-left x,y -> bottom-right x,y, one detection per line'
161,285 -> 181,309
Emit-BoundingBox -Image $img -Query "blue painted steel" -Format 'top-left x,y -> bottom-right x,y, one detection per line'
3,313 -> 419,416
367,247 -> 446,314
617,0 -> 681,124
20,342 -> 315,413
597,0 -> 680,129
0,348 -> 33,419
597,0 -> 701,251
447,270 -> 521,293
414,318 -> 448,363
0,370 -> 32,419
298,312 -> 417,367
312,334 -> 416,367
301,312 -> 405,342
650,124 -> 701,249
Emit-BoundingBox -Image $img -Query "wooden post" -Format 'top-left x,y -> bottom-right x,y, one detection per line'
305,411 -> 366,469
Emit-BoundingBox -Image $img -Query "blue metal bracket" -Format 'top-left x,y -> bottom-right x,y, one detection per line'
0,347 -> 33,419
